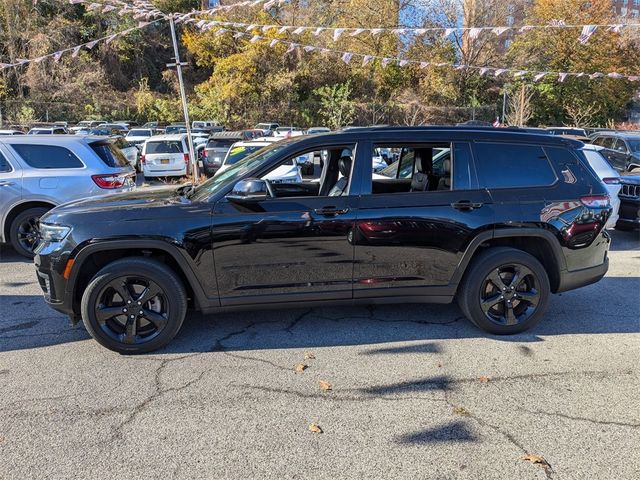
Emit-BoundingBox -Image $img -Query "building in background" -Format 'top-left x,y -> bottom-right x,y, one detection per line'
613,0 -> 640,17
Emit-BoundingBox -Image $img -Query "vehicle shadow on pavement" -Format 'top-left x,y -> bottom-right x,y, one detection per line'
0,273 -> 638,354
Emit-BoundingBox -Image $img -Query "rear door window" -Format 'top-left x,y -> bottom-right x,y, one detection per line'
474,143 -> 557,189
146,141 -> 184,154
11,144 -> 84,169
0,150 -> 13,172
90,142 -> 130,167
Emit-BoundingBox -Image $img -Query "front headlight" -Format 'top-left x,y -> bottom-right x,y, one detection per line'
39,223 -> 72,243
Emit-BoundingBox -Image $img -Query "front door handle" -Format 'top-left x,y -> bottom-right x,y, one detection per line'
0,181 -> 16,187
314,206 -> 350,216
451,200 -> 483,211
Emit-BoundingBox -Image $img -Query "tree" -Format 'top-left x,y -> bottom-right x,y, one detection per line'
505,84 -> 533,127
314,81 -> 356,129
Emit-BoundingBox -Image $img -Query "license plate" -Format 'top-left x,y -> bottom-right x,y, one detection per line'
160,159 -> 170,165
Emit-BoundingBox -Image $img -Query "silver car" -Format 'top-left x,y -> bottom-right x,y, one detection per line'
0,135 -> 136,257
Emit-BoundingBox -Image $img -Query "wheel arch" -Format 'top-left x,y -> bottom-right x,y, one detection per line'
3,200 -> 56,243
451,228 -> 566,294
68,239 -> 214,316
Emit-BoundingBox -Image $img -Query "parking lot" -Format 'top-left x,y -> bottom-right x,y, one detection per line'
0,229 -> 637,479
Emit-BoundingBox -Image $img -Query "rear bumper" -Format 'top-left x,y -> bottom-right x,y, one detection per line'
556,257 -> 609,293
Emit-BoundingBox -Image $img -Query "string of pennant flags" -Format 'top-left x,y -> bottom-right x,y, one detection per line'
208,26 -> 640,83
0,20 -> 161,70
5,0 -> 640,82
188,19 -> 639,45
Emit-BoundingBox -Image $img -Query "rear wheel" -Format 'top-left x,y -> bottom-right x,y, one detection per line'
80,257 -> 187,354
9,207 -> 49,258
457,247 -> 550,334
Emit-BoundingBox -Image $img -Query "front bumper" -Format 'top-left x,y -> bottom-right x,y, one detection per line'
34,244 -> 76,319
616,196 -> 640,229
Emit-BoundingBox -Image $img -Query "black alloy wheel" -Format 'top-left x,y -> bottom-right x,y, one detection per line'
9,207 -> 50,258
479,264 -> 540,326
94,276 -> 169,345
457,247 -> 550,335
81,257 -> 187,353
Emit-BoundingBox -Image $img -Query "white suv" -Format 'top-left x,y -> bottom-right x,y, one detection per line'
0,136 -> 136,257
140,134 -> 190,178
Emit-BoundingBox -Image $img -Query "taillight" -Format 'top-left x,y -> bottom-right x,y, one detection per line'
140,154 -> 146,164
92,174 -> 128,189
184,153 -> 189,163
602,177 -> 620,185
580,195 -> 610,208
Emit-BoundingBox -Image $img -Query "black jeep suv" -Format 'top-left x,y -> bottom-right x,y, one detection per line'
35,127 -> 612,353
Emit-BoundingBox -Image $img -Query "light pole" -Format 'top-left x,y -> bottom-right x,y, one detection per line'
167,14 -> 199,183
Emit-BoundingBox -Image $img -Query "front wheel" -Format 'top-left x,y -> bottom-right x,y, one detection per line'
81,257 -> 187,353
10,207 -> 50,258
457,247 -> 550,335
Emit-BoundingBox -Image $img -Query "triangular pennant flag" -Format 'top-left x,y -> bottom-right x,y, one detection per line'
443,28 -> 455,38
105,34 -> 117,44
362,55 -> 373,66
138,21 -> 150,28
628,76 -> 640,81
533,72 -> 547,81
607,24 -> 623,33
303,45 -> 316,52
285,43 -> 298,53
313,27 -> 325,36
292,27 -> 306,35
262,25 -> 274,33
494,68 -> 507,76
589,72 -> 604,79
233,32 -> 244,39
419,61 -> 429,69
350,28 -> 365,37
393,28 -> 407,35
333,28 -> 345,41
381,57 -> 391,68
468,28 -> 482,40
341,52 -> 353,64
33,56 -> 47,63
519,25 -> 534,33
479,67 -> 490,76
53,50 -> 64,62
415,28 -> 427,35
246,24 -> 258,32
214,28 -> 227,36
15,58 -> 29,65
607,72 -> 624,78
455,64 -> 466,70
277,26 -> 291,34
250,35 -> 261,43
264,0 -> 277,9
196,20 -> 207,28
85,40 -> 99,50
398,59 -> 409,67
71,45 -> 82,58
269,39 -> 279,47
578,25 -> 597,44
492,27 -> 509,36
320,48 -> 332,54
371,28 -> 384,36
558,72 -> 568,82
514,70 -> 527,77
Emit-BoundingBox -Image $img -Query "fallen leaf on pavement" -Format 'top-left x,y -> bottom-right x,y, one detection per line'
294,363 -> 308,373
479,376 -> 491,383
437,362 -> 443,368
309,423 -> 323,433
319,380 -> 332,391
452,406 -> 470,416
523,454 -> 551,467
304,352 -> 315,360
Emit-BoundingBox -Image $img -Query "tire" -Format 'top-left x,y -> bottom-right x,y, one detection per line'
9,207 -> 50,258
457,247 -> 550,335
80,257 -> 188,354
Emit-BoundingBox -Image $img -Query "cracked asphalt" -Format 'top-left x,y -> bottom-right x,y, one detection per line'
0,230 -> 639,480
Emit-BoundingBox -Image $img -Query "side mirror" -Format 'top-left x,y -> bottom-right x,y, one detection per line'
226,178 -> 270,203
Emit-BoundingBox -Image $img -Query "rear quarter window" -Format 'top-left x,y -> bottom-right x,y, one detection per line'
90,142 -> 130,168
11,144 -> 84,169
474,142 -> 557,189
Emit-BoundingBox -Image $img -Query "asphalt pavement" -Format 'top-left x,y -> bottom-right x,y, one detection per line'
0,230 -> 638,479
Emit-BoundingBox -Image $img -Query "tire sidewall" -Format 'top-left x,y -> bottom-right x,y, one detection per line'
10,207 -> 49,258
463,249 -> 550,335
81,259 -> 187,354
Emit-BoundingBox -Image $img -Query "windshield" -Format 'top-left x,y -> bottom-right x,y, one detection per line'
190,143 -> 290,201
225,145 -> 265,165
128,129 -> 151,137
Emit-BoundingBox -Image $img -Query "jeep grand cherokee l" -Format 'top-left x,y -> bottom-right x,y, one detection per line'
34,127 -> 612,353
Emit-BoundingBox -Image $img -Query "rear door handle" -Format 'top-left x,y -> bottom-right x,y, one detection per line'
0,181 -> 16,187
314,206 -> 350,216
451,200 -> 483,211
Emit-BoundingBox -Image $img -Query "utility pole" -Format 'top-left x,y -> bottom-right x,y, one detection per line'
168,14 -> 199,183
